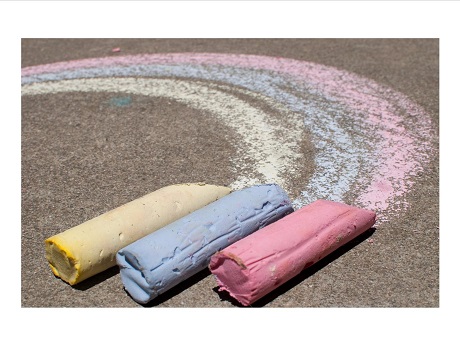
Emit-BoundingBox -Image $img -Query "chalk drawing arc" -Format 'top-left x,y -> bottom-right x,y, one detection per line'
21,53 -> 435,222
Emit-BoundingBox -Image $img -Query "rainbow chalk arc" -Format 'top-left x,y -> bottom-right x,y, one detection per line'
22,53 -> 435,223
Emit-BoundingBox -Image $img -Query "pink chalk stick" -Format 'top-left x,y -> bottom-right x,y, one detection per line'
209,200 -> 376,306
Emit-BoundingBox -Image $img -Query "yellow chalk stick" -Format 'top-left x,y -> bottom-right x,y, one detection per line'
45,183 -> 231,285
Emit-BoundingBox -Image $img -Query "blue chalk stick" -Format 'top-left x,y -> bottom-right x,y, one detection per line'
116,184 -> 293,304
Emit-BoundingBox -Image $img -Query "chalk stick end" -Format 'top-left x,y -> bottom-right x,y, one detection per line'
45,237 -> 81,285
209,251 -> 252,306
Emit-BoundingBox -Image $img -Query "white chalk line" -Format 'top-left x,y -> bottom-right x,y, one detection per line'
21,78 -> 304,194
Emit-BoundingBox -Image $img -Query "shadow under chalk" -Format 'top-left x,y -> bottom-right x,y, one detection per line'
70,227 -> 375,306
139,268 -> 212,307
72,265 -> 120,291
69,260 -> 211,305
213,227 -> 377,307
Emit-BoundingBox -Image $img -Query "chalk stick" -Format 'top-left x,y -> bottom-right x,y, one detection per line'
45,183 -> 231,285
209,199 -> 376,306
116,184 -> 293,304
